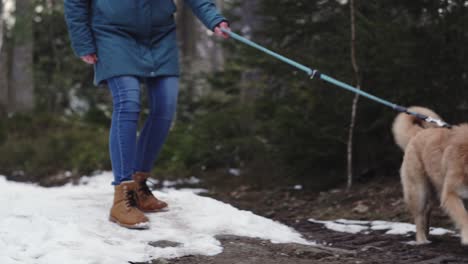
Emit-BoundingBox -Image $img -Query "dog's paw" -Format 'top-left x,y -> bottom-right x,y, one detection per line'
460,231 -> 468,245
461,238 -> 468,246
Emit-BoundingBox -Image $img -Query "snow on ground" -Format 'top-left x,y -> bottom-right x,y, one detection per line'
160,176 -> 201,187
309,218 -> 454,236
0,172 -> 311,264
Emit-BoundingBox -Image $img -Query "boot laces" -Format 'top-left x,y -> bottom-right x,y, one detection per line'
138,180 -> 153,197
125,190 -> 138,208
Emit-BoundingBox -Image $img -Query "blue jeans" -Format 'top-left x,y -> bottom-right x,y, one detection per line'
106,76 -> 179,185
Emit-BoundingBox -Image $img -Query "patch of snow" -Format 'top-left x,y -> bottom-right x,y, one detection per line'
3,0 -> 16,29
162,176 -> 201,187
205,29 -> 214,36
241,25 -> 251,35
228,168 -> 241,177
295,18 -> 306,25
0,172 -> 311,264
309,219 -> 454,236
186,176 -> 201,185
68,87 -> 90,115
35,5 -> 44,13
96,103 -> 112,119
310,219 -> 368,234
167,188 -> 208,195
430,227 -> 453,236
335,219 -> 371,225
405,240 -> 432,246
293,185 -> 303,190
371,221 -> 415,235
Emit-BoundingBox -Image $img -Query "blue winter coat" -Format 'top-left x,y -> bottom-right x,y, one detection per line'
64,0 -> 226,86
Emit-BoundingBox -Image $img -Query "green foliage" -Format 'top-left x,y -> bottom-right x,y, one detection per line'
0,113 -> 110,181
156,0 -> 468,188
33,0 -> 96,113
9,0 -> 468,189
211,0 -> 354,186
154,105 -> 269,176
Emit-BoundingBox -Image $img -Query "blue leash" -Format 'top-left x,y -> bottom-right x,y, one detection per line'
222,29 -> 450,128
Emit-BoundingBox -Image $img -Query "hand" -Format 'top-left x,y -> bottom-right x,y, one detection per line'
80,53 -> 98,64
214,21 -> 230,39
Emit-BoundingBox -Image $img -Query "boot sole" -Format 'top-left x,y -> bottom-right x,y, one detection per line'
109,216 -> 150,230
141,207 -> 169,213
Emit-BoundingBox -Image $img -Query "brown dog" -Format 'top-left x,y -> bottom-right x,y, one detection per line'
393,106 -> 468,245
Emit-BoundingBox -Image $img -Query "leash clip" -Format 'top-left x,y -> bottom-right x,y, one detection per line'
425,117 -> 451,128
309,70 -> 321,80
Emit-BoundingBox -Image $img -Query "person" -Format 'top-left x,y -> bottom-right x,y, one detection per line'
64,0 -> 230,229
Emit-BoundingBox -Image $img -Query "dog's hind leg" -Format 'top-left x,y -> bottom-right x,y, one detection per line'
401,150 -> 432,244
424,206 -> 433,237
441,173 -> 468,245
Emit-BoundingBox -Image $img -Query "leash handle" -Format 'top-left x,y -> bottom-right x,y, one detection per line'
221,29 -> 451,128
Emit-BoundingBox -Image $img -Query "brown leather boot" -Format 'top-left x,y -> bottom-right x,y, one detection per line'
109,181 -> 150,229
132,172 -> 168,212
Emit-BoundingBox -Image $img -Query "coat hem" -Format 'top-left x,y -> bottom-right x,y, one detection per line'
94,72 -> 180,87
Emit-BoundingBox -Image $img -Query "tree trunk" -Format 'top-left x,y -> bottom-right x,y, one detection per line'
9,0 -> 34,113
0,49 -> 7,113
347,0 -> 361,190
176,0 -> 198,72
176,0 -> 197,113
238,0 -> 261,106
0,1 -> 3,52
233,1 -> 262,136
175,0 -> 225,98
0,1 -> 8,112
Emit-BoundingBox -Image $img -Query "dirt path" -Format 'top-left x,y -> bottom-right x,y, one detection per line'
299,221 -> 468,264
151,235 -> 352,264
146,221 -> 468,264
145,176 -> 468,264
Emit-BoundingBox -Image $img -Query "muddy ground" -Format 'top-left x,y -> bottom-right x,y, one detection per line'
143,175 -> 468,264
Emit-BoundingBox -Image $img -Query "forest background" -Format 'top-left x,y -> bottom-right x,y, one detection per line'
1,0 -> 467,190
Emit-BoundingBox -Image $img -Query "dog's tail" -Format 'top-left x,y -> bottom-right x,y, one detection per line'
392,106 -> 442,151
